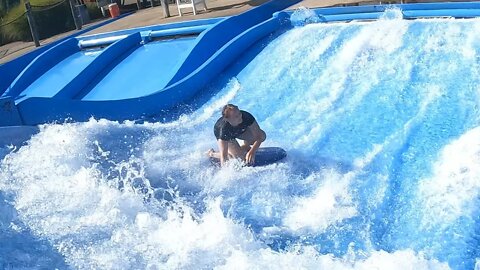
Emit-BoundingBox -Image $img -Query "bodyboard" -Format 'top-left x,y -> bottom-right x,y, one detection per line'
209,147 -> 287,167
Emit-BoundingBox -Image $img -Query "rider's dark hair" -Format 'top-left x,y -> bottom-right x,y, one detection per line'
222,104 -> 238,118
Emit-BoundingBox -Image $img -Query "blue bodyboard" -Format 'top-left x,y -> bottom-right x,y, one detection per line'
210,147 -> 287,167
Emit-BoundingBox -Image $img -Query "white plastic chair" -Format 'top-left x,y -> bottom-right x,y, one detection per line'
176,0 -> 207,16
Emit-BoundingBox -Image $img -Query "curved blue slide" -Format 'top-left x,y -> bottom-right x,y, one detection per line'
0,0 -> 302,126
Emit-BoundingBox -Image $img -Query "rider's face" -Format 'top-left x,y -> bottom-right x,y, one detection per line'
226,108 -> 242,126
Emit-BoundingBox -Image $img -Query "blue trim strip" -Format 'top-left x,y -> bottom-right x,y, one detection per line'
310,2 -> 480,16
78,24 -> 211,48
403,9 -> 480,18
77,17 -> 223,43
305,7 -> 480,23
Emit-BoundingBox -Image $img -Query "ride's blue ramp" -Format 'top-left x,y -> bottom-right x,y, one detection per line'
0,0 -> 301,126
0,21 -> 216,125
0,13 -> 133,97
16,49 -> 102,99
81,37 -> 197,101
4,38 -> 86,100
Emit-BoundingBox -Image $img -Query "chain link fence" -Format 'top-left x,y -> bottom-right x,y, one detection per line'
0,0 -> 103,46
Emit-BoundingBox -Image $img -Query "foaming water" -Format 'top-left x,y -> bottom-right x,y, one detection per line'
1,12 -> 480,270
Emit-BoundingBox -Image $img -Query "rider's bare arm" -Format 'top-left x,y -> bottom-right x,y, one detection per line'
217,139 -> 229,166
245,121 -> 266,164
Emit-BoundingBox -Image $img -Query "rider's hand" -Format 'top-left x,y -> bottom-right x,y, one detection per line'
245,149 -> 256,165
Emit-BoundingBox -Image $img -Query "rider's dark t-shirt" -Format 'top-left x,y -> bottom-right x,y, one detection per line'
214,110 -> 255,141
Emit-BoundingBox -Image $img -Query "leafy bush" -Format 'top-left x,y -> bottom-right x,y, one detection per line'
0,0 -> 76,45
0,2 -> 29,43
0,0 -> 22,12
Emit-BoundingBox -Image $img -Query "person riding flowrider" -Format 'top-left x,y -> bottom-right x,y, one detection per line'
208,104 -> 266,166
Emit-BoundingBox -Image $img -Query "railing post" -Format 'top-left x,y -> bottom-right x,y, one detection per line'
160,0 -> 170,17
24,1 -> 40,47
68,0 -> 82,30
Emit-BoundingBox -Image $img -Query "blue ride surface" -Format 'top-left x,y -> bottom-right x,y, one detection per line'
2,1 -> 480,126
